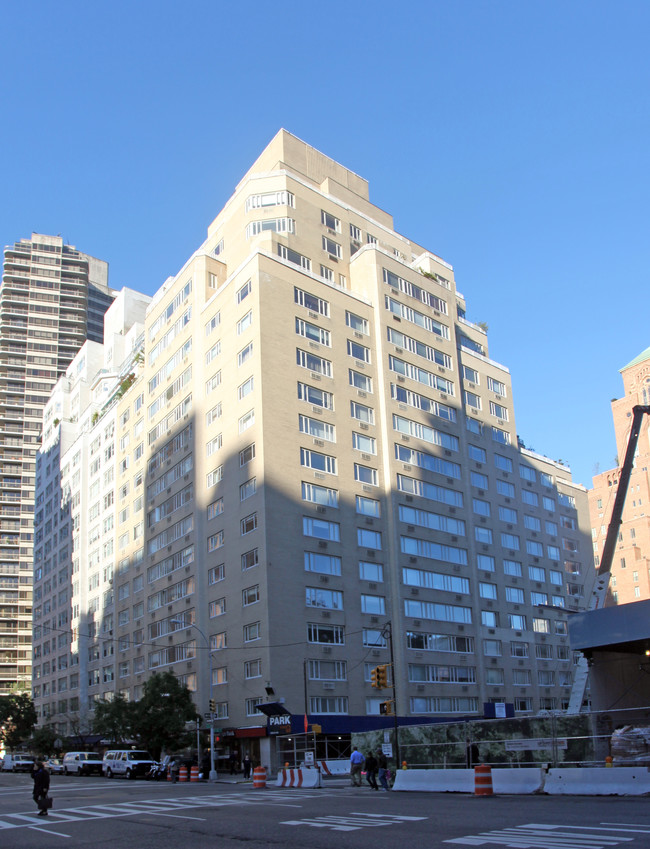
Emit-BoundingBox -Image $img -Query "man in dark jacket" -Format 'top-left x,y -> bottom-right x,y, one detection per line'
365,751 -> 379,790
31,760 -> 50,816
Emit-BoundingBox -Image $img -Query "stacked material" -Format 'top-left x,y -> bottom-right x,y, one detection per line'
611,726 -> 650,765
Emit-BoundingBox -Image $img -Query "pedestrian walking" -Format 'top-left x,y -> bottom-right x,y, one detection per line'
243,754 -> 252,779
31,760 -> 50,816
365,751 -> 379,789
349,746 -> 365,787
229,752 -> 238,775
377,750 -> 390,791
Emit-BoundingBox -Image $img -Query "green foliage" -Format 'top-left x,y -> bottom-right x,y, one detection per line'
418,269 -> 437,281
131,672 -> 196,758
116,373 -> 136,399
93,693 -> 136,745
30,725 -> 59,757
0,692 -> 37,750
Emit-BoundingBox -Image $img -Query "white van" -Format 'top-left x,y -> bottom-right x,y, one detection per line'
102,750 -> 157,779
62,751 -> 103,776
2,754 -> 34,772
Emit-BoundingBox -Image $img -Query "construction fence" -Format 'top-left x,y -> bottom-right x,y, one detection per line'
352,705 -> 650,769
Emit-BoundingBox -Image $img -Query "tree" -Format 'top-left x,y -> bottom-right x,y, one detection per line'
30,725 -> 59,757
0,692 -> 37,750
93,693 -> 135,745
131,672 -> 196,758
67,710 -> 94,750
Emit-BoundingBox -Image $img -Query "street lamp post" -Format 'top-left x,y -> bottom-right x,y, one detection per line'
171,618 -> 217,782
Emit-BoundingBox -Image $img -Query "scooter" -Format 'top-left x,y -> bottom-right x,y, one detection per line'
147,755 -> 170,780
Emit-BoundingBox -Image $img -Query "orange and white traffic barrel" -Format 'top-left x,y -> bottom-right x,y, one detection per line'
474,764 -> 493,796
179,765 -> 188,782
253,766 -> 266,789
190,765 -> 199,782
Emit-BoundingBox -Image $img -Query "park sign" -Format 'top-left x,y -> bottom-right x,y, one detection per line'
254,701 -> 292,736
267,714 -> 292,735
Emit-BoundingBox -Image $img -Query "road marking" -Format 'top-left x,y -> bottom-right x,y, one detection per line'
29,825 -> 70,837
281,812 -> 427,832
0,789 -> 330,831
445,823 -> 638,848
151,813 -> 206,821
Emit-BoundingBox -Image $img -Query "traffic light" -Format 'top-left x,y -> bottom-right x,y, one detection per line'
370,666 -> 379,688
380,701 -> 394,716
376,664 -> 388,689
209,698 -> 216,713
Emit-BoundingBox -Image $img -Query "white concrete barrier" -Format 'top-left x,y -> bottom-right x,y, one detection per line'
545,767 -> 650,796
492,768 -> 545,795
393,767 -> 543,794
276,768 -> 322,788
393,768 -> 475,793
317,759 -> 350,776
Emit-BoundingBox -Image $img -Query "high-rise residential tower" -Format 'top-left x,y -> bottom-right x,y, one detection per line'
32,133 -> 594,764
0,234 -> 114,694
590,347 -> 650,605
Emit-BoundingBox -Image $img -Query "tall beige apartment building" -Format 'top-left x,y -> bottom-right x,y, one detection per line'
32,132 -> 594,762
0,234 -> 113,696
590,347 -> 650,604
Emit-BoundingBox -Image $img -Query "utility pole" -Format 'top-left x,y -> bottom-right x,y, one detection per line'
383,621 -> 400,767
171,618 -> 217,781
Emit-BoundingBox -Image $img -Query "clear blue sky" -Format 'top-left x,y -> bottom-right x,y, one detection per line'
1,0 -> 648,488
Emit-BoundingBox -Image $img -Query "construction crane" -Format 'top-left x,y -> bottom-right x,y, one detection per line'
566,404 -> 650,714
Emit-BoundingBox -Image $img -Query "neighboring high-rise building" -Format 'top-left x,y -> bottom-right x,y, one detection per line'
0,234 -> 114,695
589,347 -> 650,605
32,132 -> 594,764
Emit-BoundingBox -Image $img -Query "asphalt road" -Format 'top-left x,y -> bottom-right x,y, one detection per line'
1,772 -> 649,849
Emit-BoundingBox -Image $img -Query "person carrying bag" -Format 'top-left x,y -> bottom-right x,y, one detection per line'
31,760 -> 52,816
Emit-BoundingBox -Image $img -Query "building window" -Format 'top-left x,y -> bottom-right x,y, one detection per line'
294,285 -> 328,315
346,311 -> 369,334
242,585 -> 260,606
322,236 -> 341,258
302,482 -> 338,508
240,444 -> 255,466
303,516 -> 340,541
361,594 -> 386,615
308,623 -> 345,645
209,598 -> 226,617
241,549 -> 259,570
299,415 -> 335,442
246,698 -> 263,716
301,448 -> 337,475
296,318 -> 331,346
243,622 -> 260,642
240,514 -> 258,535
304,552 -> 342,576
321,210 -> 340,232
305,587 -> 343,610
245,659 -> 262,679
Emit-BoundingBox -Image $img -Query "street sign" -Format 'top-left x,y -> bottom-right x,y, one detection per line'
304,751 -> 314,765
505,738 -> 568,751
382,743 -> 393,757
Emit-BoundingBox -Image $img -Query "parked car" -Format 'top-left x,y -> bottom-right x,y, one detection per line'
45,757 -> 64,774
62,751 -> 103,776
103,749 -> 157,779
2,754 -> 34,772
